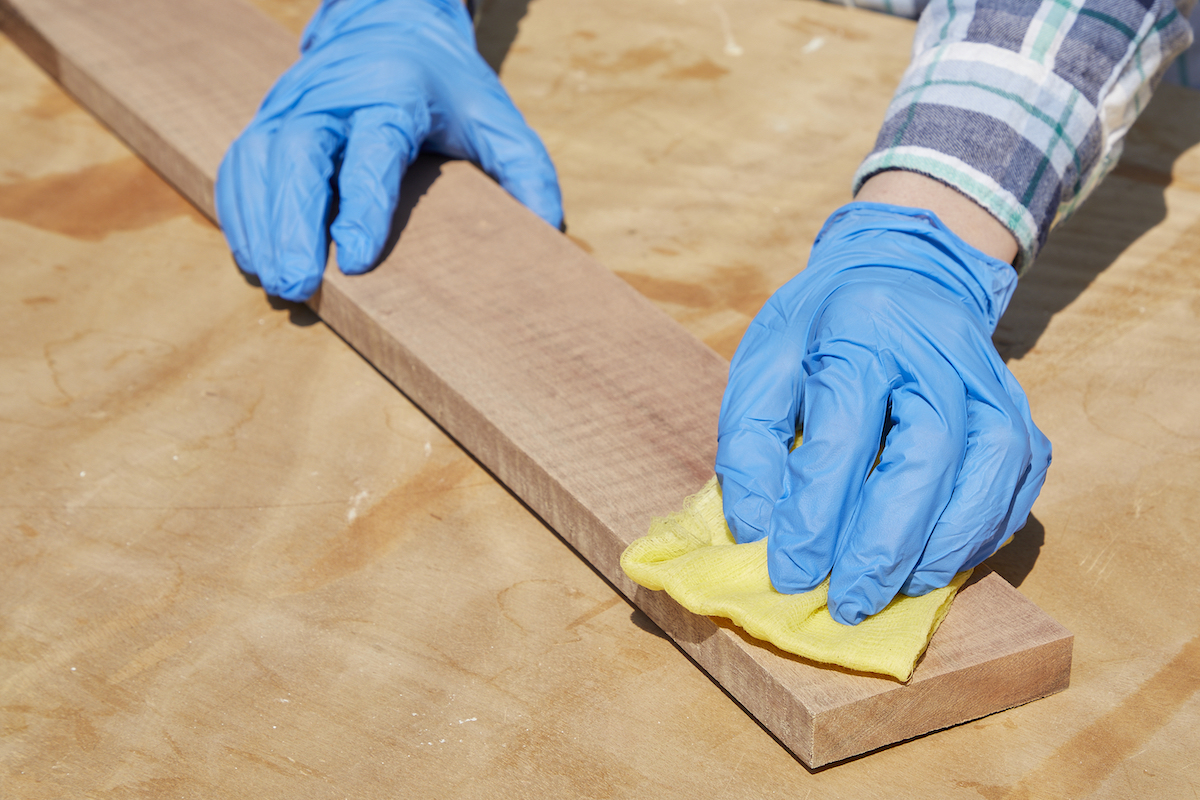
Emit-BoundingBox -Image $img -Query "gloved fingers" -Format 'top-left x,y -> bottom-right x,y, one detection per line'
823,372 -> 967,625
436,77 -> 564,229
331,103 -> 429,275
900,393 -> 1034,597
998,371 -> 1053,544
765,340 -> 893,595
215,126 -> 273,281
263,111 -> 349,301
716,314 -> 807,544
717,426 -> 793,544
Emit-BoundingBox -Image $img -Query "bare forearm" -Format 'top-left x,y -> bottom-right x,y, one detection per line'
856,171 -> 1018,266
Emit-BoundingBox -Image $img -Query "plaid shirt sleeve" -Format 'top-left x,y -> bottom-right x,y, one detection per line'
844,0 -> 1195,270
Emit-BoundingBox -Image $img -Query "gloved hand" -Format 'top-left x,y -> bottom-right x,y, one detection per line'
216,0 -> 562,301
715,202 -> 1051,625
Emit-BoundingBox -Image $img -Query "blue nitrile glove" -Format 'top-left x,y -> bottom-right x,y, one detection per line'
216,0 -> 562,301
715,203 -> 1051,625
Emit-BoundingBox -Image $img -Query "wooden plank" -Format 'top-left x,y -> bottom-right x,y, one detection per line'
0,0 -> 1072,766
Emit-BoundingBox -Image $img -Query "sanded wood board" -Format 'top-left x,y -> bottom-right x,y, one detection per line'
0,0 -> 1072,766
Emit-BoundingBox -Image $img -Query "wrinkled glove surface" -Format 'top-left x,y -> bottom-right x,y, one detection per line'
216,0 -> 562,300
716,202 -> 1051,625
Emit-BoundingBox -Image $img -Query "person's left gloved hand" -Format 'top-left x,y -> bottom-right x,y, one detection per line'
216,0 -> 562,302
715,202 -> 1051,625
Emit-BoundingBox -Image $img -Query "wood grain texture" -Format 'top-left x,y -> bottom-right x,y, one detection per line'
0,0 -> 1072,766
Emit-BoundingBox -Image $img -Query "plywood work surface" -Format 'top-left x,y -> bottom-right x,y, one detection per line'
0,0 -> 1197,797
0,0 -> 1077,770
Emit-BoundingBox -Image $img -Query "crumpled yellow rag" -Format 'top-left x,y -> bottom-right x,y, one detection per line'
620,477 -> 970,681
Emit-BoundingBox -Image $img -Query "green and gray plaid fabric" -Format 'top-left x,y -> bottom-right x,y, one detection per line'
846,0 -> 1195,270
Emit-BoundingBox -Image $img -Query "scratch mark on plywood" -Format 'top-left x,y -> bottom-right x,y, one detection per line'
711,2 -> 743,56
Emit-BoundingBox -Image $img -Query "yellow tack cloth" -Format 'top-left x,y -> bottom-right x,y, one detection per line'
620,477 -> 970,681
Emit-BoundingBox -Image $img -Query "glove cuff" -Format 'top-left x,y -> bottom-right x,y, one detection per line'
811,202 -> 1019,333
300,0 -> 474,53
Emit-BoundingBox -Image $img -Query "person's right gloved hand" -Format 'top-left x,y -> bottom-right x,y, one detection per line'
715,203 -> 1052,625
216,0 -> 563,301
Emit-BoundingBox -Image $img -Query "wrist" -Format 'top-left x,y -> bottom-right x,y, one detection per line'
855,171 -> 1018,268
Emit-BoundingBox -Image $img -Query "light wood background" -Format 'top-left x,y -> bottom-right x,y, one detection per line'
1,0 -> 1198,796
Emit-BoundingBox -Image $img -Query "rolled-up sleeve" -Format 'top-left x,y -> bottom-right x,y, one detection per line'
850,0 -> 1195,270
